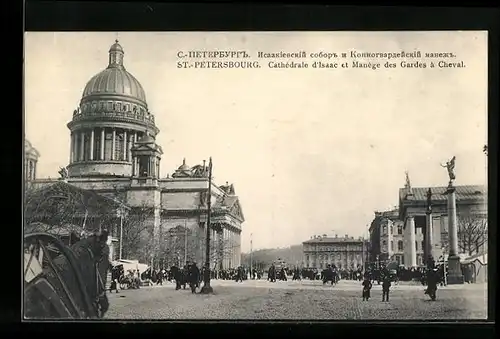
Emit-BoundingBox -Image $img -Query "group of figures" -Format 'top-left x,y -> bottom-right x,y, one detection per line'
361,266 -> 442,302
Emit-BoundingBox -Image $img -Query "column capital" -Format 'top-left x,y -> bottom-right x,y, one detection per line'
405,215 -> 415,222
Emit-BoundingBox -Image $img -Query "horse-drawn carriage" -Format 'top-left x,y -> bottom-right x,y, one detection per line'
23,230 -> 110,319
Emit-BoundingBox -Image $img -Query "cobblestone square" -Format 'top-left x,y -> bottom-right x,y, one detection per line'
105,280 -> 487,320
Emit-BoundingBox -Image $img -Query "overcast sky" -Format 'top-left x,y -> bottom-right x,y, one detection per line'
25,31 -> 487,252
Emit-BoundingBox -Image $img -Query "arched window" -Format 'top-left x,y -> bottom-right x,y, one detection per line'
390,226 -> 393,234
397,226 -> 403,235
391,241 -> 394,252
114,132 -> 124,160
398,241 -> 404,251
382,225 -> 387,235
105,130 -> 113,161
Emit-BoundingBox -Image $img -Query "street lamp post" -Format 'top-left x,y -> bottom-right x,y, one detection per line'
184,219 -> 188,266
250,232 -> 253,279
201,157 -> 214,294
442,247 -> 447,286
119,208 -> 124,260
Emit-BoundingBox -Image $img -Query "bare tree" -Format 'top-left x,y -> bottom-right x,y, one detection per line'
457,215 -> 488,256
211,236 -> 237,269
159,225 -> 200,267
120,203 -> 156,261
24,182 -> 119,235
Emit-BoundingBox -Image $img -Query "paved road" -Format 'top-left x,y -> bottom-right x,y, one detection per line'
105,279 -> 487,320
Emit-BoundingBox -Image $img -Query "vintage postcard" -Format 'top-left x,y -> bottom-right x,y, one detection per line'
23,31 -> 488,320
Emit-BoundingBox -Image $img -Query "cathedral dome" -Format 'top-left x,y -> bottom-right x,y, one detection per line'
81,40 -> 147,106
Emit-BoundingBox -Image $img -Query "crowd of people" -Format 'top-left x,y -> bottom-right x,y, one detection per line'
109,259 -> 450,302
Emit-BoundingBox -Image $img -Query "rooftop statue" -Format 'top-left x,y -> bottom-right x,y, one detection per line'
191,164 -> 207,178
441,156 -> 456,184
58,166 -> 69,179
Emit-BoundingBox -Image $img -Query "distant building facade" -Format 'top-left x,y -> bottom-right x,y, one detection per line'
302,235 -> 369,270
26,41 -> 245,269
369,209 -> 420,266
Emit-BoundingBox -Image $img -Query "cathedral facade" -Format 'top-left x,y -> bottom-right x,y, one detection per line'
27,41 -> 244,269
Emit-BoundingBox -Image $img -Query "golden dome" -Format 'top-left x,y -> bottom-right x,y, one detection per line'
81,40 -> 147,106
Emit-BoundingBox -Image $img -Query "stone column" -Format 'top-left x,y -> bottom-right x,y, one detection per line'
425,210 -> 434,268
73,133 -> 78,163
69,133 -> 74,163
123,130 -> 127,161
446,186 -> 464,284
111,129 -> 116,160
100,128 -> 105,160
406,216 -> 417,267
128,135 -> 133,162
79,131 -> 85,161
89,129 -> 95,160
224,228 -> 228,269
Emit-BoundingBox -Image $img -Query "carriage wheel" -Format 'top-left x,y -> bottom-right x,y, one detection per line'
24,232 -> 96,319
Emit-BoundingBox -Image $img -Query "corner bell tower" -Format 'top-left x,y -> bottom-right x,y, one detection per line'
130,134 -> 163,187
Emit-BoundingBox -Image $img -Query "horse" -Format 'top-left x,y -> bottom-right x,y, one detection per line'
23,230 -> 110,319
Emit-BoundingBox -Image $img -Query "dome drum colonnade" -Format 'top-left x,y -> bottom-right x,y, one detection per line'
66,40 -> 160,178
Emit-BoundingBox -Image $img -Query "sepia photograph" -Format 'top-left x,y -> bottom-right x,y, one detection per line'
23,31 -> 488,320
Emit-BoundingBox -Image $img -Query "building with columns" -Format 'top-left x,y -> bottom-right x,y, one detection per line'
302,235 -> 369,270
398,181 -> 486,268
27,41 -> 244,269
370,177 -> 487,268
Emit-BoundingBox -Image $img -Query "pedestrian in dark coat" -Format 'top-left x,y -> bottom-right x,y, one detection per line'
171,265 -> 182,290
382,275 -> 391,301
188,263 -> 200,293
362,277 -> 372,301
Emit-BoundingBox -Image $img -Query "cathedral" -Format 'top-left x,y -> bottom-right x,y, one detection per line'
25,40 -> 244,269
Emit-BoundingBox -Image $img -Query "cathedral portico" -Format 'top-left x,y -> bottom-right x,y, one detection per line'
399,172 -> 486,268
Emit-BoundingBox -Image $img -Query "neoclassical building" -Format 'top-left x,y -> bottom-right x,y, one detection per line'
27,41 -> 244,269
398,179 -> 486,267
302,235 -> 369,270
369,174 -> 487,267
